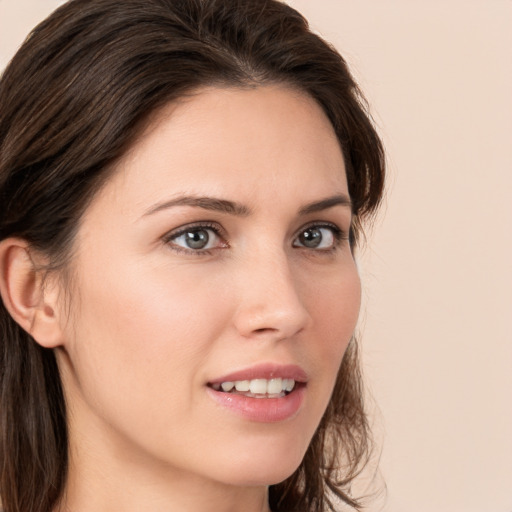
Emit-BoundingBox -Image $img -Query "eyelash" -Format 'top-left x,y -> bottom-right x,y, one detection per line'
293,222 -> 348,252
162,221 -> 226,256
162,221 -> 349,256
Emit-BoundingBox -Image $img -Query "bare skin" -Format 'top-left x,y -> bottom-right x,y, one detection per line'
5,85 -> 360,512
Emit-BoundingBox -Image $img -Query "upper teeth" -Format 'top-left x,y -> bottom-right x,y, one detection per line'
212,378 -> 295,394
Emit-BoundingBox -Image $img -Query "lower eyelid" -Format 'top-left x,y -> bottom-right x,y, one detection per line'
162,223 -> 348,254
162,223 -> 229,254
294,224 -> 346,247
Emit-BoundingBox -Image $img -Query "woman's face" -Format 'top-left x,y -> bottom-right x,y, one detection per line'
57,85 -> 361,488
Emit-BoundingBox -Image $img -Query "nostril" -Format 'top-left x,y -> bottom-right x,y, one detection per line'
253,327 -> 276,334
233,289 -> 310,340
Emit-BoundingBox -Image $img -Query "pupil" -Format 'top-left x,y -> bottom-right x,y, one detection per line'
301,228 -> 322,248
185,230 -> 209,249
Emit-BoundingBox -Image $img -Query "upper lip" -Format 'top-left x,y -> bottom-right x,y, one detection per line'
208,363 -> 308,385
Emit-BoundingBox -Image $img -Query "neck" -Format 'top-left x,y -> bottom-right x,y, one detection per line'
56,442 -> 271,512
57,471 -> 271,512
55,398 -> 271,512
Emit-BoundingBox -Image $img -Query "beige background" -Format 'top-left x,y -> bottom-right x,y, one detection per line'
1,1 -> 511,511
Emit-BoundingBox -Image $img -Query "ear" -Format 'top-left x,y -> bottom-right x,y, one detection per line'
0,238 -> 65,348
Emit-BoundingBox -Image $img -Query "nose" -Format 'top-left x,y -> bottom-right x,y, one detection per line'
232,250 -> 311,341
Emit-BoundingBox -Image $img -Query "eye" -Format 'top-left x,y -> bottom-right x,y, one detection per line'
293,224 -> 342,250
165,224 -> 227,252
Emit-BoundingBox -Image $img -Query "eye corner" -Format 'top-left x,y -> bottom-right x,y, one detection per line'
162,221 -> 229,255
293,222 -> 348,252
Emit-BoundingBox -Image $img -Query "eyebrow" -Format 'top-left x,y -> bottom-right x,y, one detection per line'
298,194 -> 352,215
144,196 -> 251,217
143,193 -> 352,218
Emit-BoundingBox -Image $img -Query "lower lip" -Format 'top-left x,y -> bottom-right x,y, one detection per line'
206,385 -> 306,423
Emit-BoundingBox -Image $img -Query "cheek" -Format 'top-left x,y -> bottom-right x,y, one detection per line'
306,263 -> 361,352
300,261 -> 361,413
65,257 -> 228,420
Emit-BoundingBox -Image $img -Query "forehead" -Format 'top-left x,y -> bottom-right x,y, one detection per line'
89,85 -> 348,217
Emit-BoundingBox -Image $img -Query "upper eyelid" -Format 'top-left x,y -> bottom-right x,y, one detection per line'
161,220 -> 349,250
295,220 -> 347,237
292,222 -> 346,248
163,221 -> 225,241
162,223 -> 227,255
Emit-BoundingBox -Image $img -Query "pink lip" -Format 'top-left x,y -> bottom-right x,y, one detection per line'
207,363 -> 308,385
206,384 -> 306,423
206,363 -> 308,423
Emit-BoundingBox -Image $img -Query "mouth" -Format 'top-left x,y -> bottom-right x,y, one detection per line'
208,377 -> 301,399
206,363 -> 308,422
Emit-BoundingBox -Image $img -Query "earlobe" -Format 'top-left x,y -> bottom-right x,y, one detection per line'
0,238 -> 64,348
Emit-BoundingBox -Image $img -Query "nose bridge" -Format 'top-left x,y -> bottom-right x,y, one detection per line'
233,243 -> 310,340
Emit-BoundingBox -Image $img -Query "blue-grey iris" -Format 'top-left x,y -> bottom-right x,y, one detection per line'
185,229 -> 209,249
299,228 -> 322,248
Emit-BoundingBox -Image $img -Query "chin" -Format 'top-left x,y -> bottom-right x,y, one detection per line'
208,435 -> 308,487
218,462 -> 301,488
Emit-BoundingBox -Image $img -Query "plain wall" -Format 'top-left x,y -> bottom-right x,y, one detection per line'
1,1 -> 511,511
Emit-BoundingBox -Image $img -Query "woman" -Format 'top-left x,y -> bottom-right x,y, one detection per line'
0,0 -> 385,511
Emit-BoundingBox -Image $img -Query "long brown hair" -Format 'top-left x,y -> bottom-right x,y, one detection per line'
0,1 -> 385,511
